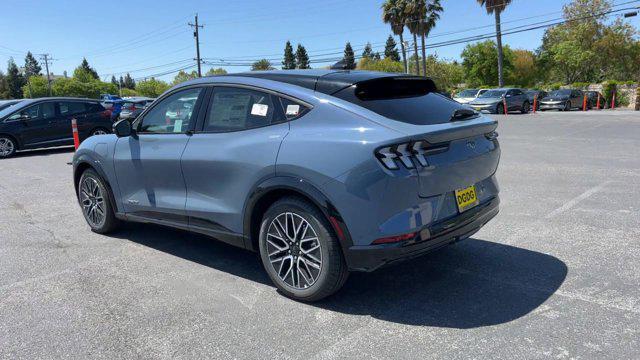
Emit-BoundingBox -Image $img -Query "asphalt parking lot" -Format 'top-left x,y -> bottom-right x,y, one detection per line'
1,110 -> 639,359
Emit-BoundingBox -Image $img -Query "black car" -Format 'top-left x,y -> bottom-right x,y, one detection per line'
0,99 -> 23,112
525,90 -> 547,110
585,91 -> 605,109
539,89 -> 584,111
0,98 -> 112,158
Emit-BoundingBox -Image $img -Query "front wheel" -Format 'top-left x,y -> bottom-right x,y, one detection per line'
496,103 -> 505,114
0,136 -> 17,159
259,197 -> 349,302
564,101 -> 572,111
78,169 -> 121,234
521,101 -> 530,114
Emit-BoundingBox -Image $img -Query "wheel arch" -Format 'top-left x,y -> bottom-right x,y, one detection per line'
0,132 -> 21,150
73,157 -> 120,213
243,176 -> 353,254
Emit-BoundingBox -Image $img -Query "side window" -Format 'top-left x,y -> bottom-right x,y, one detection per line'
205,87 -> 285,132
279,97 -> 310,121
8,103 -> 54,120
41,102 -> 55,119
59,102 -> 87,116
139,87 -> 202,134
513,89 -> 523,96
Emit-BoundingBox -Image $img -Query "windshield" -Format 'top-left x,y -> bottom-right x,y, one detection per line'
479,90 -> 506,98
456,89 -> 478,97
0,100 -> 31,120
548,89 -> 571,97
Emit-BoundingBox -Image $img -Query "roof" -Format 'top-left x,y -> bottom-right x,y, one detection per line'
220,70 -> 414,95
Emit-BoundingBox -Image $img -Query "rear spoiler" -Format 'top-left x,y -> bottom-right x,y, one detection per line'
415,118 -> 498,144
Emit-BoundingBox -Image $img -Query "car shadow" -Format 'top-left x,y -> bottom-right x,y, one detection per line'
113,223 -> 567,329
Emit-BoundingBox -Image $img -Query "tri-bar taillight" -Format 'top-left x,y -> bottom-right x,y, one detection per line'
375,141 -> 448,170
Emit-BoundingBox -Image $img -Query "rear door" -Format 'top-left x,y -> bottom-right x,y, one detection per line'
55,101 -> 88,143
181,86 -> 293,245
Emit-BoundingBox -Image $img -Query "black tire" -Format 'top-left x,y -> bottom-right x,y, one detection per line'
259,196 -> 349,302
564,101 -> 572,111
521,101 -> 530,114
90,127 -> 110,136
496,103 -> 504,114
78,169 -> 121,234
0,135 -> 17,159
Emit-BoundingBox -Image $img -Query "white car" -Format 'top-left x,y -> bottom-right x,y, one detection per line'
453,89 -> 488,104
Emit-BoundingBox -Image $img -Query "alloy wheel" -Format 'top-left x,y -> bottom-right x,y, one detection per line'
0,138 -> 15,157
80,177 -> 106,228
92,129 -> 108,136
266,212 -> 322,290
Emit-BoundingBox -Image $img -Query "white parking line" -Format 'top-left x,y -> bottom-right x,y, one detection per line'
545,181 -> 612,219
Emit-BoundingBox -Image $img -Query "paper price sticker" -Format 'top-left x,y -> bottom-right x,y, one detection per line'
251,103 -> 269,117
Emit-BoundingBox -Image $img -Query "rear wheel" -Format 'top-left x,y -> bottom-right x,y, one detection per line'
521,101 -> 530,114
78,169 -> 121,234
259,197 -> 349,302
564,101 -> 572,111
496,103 -> 504,114
0,136 -> 16,159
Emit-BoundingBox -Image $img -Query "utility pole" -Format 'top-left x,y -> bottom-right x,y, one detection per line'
39,54 -> 53,97
189,14 -> 204,77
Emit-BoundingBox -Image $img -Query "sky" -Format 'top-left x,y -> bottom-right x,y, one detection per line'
0,0 -> 638,82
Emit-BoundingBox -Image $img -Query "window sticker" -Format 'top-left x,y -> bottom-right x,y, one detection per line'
251,103 -> 269,117
286,104 -> 300,116
174,119 -> 183,132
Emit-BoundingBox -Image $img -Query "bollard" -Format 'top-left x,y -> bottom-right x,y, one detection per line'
71,118 -> 80,150
503,98 -> 508,116
611,92 -> 616,109
533,95 -> 537,114
596,93 -> 601,110
583,94 -> 587,111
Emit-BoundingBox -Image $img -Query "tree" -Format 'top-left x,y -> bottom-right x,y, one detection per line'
384,35 -> 401,61
418,0 -> 443,76
477,0 -> 513,87
6,58 -> 25,99
404,0 -> 423,75
296,44 -> 310,69
362,43 -> 374,59
136,78 -> 170,98
510,49 -> 537,87
357,57 -> 404,73
110,75 -> 118,87
206,68 -> 227,76
461,40 -> 514,86
282,41 -> 296,70
423,55 -> 465,92
123,73 -> 136,89
373,52 -> 382,60
22,75 -> 49,98
251,59 -> 275,71
343,42 -> 356,70
23,52 -> 42,78
75,58 -> 99,80
382,0 -> 409,73
0,71 -> 9,99
172,70 -> 198,85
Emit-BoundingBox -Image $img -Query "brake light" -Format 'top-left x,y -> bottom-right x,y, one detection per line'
375,141 -> 448,170
372,232 -> 416,245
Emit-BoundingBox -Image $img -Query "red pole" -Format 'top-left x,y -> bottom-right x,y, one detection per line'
596,93 -> 601,110
71,118 -> 80,150
503,97 -> 508,116
611,92 -> 616,109
582,94 -> 587,111
533,95 -> 537,114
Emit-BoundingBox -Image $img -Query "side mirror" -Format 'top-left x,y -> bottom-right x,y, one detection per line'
113,119 -> 133,137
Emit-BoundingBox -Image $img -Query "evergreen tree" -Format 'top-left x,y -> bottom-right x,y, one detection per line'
343,42 -> 356,70
119,76 -> 125,88
0,71 -> 9,99
123,73 -> 136,89
6,58 -> 25,99
361,43 -> 374,59
63,70 -> 68,78
76,58 -> 99,80
384,35 -> 400,61
24,52 -> 42,78
111,75 -> 118,86
373,52 -> 382,60
295,44 -> 310,69
282,41 -> 296,70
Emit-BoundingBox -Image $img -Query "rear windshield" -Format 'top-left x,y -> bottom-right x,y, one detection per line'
479,90 -> 506,98
549,89 -> 571,96
332,77 -> 468,125
457,89 -> 478,97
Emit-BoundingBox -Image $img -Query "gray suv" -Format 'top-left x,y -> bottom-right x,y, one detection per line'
468,88 -> 530,114
73,70 -> 500,301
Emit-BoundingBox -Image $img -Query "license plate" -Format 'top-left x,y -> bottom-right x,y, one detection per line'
455,185 -> 479,213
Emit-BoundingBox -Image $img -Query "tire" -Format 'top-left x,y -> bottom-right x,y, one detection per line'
496,103 -> 504,114
0,136 -> 17,159
521,101 -> 530,114
564,101 -> 571,111
259,196 -> 349,302
91,127 -> 109,136
78,169 -> 121,234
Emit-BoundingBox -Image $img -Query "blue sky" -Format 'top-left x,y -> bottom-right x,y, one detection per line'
0,0 -> 638,82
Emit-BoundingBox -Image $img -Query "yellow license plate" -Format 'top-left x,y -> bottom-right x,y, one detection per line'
455,185 -> 479,213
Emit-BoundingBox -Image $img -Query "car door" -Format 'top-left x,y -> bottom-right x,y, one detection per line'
54,101 -> 88,144
6,102 -> 57,147
113,86 -> 205,224
181,86 -> 295,247
505,90 -> 517,110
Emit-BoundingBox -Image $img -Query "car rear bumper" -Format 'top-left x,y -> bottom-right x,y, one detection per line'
344,196 -> 499,272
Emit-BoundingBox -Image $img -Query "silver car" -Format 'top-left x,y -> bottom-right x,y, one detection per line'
468,88 -> 530,114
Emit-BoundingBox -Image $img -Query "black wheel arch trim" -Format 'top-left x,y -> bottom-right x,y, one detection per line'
73,154 -> 120,214
242,176 -> 354,254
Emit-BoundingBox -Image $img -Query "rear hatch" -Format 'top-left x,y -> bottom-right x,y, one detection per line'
332,76 -> 500,198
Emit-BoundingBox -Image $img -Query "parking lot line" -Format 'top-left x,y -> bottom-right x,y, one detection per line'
545,181 -> 612,219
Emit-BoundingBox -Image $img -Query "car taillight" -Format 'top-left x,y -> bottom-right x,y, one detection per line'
375,141 -> 448,170
372,232 -> 416,245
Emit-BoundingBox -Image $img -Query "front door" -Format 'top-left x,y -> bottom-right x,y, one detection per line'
113,87 -> 204,223
7,102 -> 57,147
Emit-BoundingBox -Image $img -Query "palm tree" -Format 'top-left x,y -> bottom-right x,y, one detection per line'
382,0 -> 409,73
419,0 -> 443,76
404,0 -> 422,75
477,0 -> 512,87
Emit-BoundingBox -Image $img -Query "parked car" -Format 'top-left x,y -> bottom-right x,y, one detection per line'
119,97 -> 155,121
525,90 -> 547,110
585,91 -> 605,109
0,99 -> 23,112
468,88 -> 530,114
101,99 -> 124,121
539,89 -> 584,111
453,88 -> 488,104
72,70 -> 500,301
0,97 -> 112,158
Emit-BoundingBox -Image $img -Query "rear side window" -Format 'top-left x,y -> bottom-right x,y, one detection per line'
333,77 -> 466,125
59,102 -> 87,116
204,87 -> 287,132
